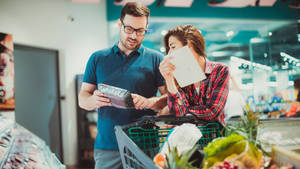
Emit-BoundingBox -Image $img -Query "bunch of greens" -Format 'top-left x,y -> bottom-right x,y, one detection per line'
164,144 -> 199,169
225,110 -> 269,156
225,110 -> 259,143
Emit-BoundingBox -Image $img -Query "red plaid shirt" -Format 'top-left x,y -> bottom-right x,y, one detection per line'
167,60 -> 229,126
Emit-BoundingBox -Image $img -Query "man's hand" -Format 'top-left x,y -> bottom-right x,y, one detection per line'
90,90 -> 112,109
79,83 -> 112,111
131,94 -> 156,110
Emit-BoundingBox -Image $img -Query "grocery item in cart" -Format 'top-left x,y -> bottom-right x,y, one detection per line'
115,116 -> 221,169
154,123 -> 202,168
203,133 -> 262,169
159,123 -> 202,156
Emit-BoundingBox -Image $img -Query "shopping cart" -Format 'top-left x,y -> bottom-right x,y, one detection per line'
115,115 -> 222,169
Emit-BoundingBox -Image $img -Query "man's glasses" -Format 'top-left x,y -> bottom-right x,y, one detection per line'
121,20 -> 147,36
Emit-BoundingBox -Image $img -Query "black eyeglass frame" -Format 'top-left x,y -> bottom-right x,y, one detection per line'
120,20 -> 147,36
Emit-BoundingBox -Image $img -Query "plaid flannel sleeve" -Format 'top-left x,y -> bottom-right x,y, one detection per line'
167,66 -> 229,122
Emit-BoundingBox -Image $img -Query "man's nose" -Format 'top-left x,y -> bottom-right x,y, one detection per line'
130,31 -> 137,39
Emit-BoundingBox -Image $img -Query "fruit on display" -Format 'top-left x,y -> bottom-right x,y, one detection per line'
154,153 -> 166,168
269,163 -> 294,169
202,134 -> 262,169
203,133 -> 245,157
152,111 -> 296,169
154,145 -> 199,169
209,160 -> 241,169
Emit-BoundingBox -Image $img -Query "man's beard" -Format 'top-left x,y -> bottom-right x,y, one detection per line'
120,37 -> 142,51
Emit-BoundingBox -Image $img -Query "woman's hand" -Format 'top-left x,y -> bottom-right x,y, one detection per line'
131,94 -> 154,110
159,57 -> 178,94
159,57 -> 176,81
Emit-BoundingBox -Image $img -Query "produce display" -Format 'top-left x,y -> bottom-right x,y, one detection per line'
203,134 -> 262,169
153,111 -> 297,169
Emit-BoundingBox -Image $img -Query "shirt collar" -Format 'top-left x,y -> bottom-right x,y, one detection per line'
112,42 -> 144,57
204,58 -> 215,74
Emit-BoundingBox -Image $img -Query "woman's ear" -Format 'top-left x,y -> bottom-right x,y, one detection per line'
187,42 -> 196,55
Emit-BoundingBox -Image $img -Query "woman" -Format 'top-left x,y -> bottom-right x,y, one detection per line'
159,25 -> 229,125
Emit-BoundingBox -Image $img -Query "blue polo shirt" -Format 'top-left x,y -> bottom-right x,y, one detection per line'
83,44 -> 164,150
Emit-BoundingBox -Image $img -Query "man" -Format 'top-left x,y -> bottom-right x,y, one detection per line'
78,2 -> 167,169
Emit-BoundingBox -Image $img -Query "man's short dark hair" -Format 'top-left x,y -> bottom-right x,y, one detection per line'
295,78 -> 300,90
120,2 -> 150,22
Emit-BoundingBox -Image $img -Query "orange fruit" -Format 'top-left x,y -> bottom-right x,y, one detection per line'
153,153 -> 166,168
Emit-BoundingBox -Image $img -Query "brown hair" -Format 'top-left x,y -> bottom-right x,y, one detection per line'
120,2 -> 150,23
163,24 -> 206,57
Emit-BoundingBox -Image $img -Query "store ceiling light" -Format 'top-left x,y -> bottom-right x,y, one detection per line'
230,56 -> 271,71
250,37 -> 267,43
211,51 -> 228,57
164,0 -> 194,7
268,32 -> 272,36
226,31 -> 234,37
280,52 -> 299,63
234,51 -> 245,57
114,0 -> 155,6
72,0 -> 100,3
160,47 -> 166,53
161,30 -> 167,36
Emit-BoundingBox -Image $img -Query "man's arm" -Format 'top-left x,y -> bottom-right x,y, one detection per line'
78,82 -> 111,111
151,85 -> 168,110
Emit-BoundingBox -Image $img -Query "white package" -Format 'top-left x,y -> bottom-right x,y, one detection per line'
165,46 -> 206,88
160,123 -> 202,156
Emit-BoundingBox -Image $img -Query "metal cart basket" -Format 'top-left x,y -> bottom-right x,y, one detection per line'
115,115 -> 222,169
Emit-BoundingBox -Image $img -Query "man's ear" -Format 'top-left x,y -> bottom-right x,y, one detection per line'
117,19 -> 121,29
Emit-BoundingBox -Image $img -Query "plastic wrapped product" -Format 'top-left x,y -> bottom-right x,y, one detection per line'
98,84 -> 134,109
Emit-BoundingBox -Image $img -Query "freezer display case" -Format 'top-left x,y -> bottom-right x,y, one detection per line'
0,116 -> 65,169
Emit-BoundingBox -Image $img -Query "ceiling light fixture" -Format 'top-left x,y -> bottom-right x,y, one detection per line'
268,32 -> 272,36
161,30 -> 167,36
211,51 -> 229,57
226,31 -> 234,37
250,37 -> 267,43
230,56 -> 271,71
280,52 -> 299,63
